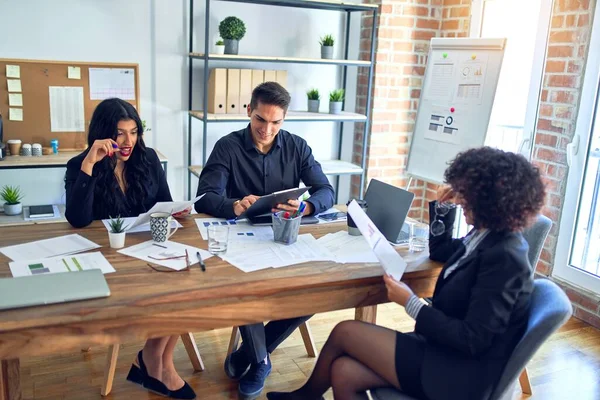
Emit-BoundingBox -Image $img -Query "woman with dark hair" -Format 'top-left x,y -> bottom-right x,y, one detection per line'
267,147 -> 546,400
65,98 -> 195,400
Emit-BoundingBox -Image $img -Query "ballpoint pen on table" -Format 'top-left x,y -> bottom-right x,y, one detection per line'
196,251 -> 206,271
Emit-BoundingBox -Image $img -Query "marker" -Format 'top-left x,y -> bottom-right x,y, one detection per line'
112,143 -> 119,149
196,251 -> 206,271
283,211 -> 290,219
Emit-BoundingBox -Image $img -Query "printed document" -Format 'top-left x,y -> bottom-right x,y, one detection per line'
195,218 -> 274,242
118,240 -> 212,271
0,234 -> 101,262
127,194 -> 205,231
9,252 -> 115,277
347,200 -> 408,280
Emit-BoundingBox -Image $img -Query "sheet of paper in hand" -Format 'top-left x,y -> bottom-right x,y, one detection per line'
347,200 -> 408,280
127,194 -> 206,231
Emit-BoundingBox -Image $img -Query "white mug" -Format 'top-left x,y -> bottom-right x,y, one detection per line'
149,212 -> 178,242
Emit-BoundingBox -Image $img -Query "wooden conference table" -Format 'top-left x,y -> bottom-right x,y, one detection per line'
0,213 -> 442,400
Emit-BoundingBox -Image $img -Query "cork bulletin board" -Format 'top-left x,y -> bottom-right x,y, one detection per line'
0,58 -> 140,150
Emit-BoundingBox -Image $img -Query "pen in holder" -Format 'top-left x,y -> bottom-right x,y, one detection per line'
272,210 -> 302,245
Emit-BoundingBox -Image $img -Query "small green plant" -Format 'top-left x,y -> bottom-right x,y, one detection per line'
329,89 -> 345,102
307,88 -> 320,100
0,185 -> 23,205
219,16 -> 246,41
319,34 -> 334,47
141,120 -> 151,132
108,215 -> 129,233
216,39 -> 224,45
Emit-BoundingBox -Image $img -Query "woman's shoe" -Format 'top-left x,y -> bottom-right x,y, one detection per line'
126,350 -> 170,397
125,350 -> 146,386
168,381 -> 197,400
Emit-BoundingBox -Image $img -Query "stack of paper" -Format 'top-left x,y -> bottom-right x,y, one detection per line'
316,231 -> 379,264
0,234 -> 101,262
118,240 -> 213,271
9,252 -> 115,277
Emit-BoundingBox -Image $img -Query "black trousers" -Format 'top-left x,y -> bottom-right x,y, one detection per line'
239,315 -> 312,363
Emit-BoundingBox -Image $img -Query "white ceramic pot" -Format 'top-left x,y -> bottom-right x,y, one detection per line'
3,203 -> 22,216
214,45 -> 225,55
307,99 -> 320,113
329,101 -> 343,114
108,231 -> 126,249
321,45 -> 334,59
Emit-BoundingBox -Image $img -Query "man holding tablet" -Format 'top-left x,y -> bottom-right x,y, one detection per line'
194,81 -> 334,399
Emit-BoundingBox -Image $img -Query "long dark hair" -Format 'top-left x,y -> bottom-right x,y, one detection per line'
87,98 -> 151,218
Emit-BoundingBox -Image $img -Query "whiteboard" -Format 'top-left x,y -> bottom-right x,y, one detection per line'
406,38 -> 506,184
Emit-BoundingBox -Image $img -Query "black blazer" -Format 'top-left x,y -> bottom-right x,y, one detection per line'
415,202 -> 533,400
64,147 -> 172,228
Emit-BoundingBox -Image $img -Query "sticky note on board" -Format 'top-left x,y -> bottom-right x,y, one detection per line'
6,65 -> 20,78
9,108 -> 23,121
8,93 -> 23,106
7,79 -> 22,92
68,66 -> 81,80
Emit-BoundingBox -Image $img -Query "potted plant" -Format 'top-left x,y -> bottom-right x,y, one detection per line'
1,185 -> 23,216
141,120 -> 151,133
319,34 -> 334,59
307,89 -> 320,113
214,39 -> 225,55
219,16 -> 246,55
329,89 -> 345,114
107,215 -> 129,249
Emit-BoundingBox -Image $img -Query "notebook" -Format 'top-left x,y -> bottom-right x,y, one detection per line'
29,204 -> 55,218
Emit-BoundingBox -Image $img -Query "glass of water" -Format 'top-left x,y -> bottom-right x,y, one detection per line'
410,222 -> 429,252
207,225 -> 229,255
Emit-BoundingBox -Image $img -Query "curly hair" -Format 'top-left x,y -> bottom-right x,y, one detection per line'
444,147 -> 546,232
86,98 -> 151,218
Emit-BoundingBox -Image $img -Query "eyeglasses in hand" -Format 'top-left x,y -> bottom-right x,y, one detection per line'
430,202 -> 457,236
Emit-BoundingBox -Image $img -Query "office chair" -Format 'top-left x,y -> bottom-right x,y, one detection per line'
370,278 -> 572,400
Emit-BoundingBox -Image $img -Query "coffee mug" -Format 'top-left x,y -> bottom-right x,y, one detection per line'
149,212 -> 178,242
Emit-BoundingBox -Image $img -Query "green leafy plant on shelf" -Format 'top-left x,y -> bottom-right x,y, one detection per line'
108,215 -> 129,233
329,89 -> 345,102
307,88 -> 320,100
319,34 -> 334,47
219,16 -> 246,41
0,185 -> 23,205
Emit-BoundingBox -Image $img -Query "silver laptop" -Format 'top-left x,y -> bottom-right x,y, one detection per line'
0,269 -> 110,311
364,179 -> 415,244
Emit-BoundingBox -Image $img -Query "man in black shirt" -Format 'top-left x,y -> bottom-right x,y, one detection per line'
194,82 -> 334,399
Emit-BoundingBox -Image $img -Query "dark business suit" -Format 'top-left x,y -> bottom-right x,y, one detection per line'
64,147 -> 172,228
399,202 -> 533,400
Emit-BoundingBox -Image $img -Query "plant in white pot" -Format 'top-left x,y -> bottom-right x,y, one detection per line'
329,89 -> 345,114
219,16 -> 246,55
307,88 -> 320,113
319,34 -> 334,59
214,39 -> 225,55
1,185 -> 23,216
107,215 -> 129,249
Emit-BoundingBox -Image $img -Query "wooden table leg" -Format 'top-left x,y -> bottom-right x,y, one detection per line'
0,359 -> 21,400
519,368 -> 533,395
355,305 -> 377,324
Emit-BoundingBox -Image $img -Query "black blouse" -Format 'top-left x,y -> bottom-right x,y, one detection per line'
64,147 -> 172,228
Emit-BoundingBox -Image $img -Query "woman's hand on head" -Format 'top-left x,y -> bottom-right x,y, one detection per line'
436,184 -> 456,204
383,274 -> 414,307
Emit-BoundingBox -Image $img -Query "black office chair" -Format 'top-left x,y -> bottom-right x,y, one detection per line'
369,278 -> 573,400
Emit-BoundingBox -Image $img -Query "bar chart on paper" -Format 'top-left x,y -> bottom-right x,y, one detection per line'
9,252 -> 115,278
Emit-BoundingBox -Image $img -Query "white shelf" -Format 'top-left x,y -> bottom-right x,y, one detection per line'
190,53 -> 372,67
216,0 -> 378,12
189,110 -> 367,122
188,160 -> 362,178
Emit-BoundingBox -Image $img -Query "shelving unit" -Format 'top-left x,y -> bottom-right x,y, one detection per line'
187,0 -> 378,200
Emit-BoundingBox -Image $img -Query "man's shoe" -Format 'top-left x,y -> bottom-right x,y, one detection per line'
224,347 -> 251,380
238,356 -> 272,400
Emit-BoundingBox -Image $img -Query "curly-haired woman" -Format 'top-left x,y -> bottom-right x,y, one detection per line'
65,98 -> 195,400
267,147 -> 546,400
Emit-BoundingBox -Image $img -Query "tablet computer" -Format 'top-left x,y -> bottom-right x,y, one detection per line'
237,187 -> 311,220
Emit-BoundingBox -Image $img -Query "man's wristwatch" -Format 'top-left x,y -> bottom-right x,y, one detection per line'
233,199 -> 241,207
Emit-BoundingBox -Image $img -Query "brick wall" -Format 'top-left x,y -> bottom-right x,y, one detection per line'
353,0 -> 471,221
531,0 -> 600,329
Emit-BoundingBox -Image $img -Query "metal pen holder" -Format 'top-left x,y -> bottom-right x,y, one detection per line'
272,211 -> 302,245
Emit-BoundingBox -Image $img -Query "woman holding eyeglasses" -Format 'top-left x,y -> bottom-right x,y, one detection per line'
65,98 -> 195,399
267,147 -> 546,400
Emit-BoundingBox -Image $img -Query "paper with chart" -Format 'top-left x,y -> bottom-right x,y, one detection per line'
347,200 -> 407,280
101,217 -> 182,234
49,86 -> 85,132
9,252 -> 115,278
425,61 -> 455,101
424,105 -> 462,145
195,218 -> 274,242
126,194 -> 205,231
118,240 -> 213,271
222,234 -> 335,273
89,67 -> 136,100
0,234 -> 101,262
454,54 -> 488,105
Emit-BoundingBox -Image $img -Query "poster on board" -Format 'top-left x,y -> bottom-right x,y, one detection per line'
454,53 -> 488,105
423,105 -> 463,145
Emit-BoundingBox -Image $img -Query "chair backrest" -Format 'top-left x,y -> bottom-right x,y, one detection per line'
522,214 -> 552,269
489,278 -> 572,400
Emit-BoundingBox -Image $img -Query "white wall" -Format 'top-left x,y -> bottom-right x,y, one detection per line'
0,0 -> 361,206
